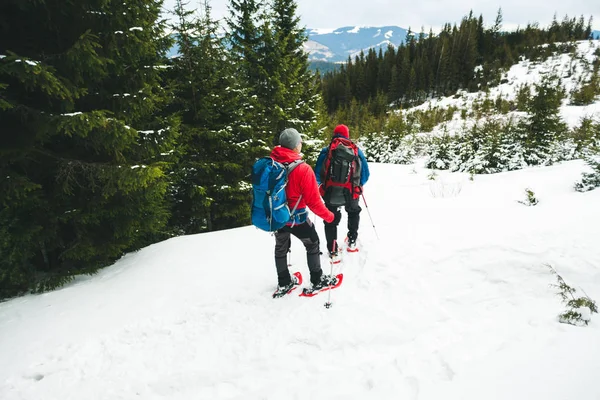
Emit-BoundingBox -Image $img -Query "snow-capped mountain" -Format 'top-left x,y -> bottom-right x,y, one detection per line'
306,26 -> 409,63
166,26 -> 411,63
167,26 -> 600,63
306,27 -> 600,63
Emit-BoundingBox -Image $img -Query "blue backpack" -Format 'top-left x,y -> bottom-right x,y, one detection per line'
251,157 -> 303,232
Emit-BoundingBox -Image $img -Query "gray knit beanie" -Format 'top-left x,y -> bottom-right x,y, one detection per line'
279,128 -> 302,150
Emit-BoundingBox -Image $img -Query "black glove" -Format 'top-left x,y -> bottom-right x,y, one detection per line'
331,209 -> 342,225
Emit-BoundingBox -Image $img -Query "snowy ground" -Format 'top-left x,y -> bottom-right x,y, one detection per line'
1,160 -> 599,400
408,40 -> 600,136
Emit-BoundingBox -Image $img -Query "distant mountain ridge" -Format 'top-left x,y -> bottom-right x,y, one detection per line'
166,26 -> 600,64
305,26 -> 409,63
305,27 -> 600,63
166,25 -> 411,64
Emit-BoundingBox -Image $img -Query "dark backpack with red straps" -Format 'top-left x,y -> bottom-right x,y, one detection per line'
320,137 -> 362,206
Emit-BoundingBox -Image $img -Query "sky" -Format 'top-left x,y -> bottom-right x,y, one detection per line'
162,0 -> 600,32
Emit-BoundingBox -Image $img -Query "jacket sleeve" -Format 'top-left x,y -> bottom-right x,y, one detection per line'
314,147 -> 328,185
358,148 -> 370,186
300,164 -> 334,222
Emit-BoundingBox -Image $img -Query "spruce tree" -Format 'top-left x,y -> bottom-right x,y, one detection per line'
226,0 -> 324,147
0,0 -> 175,297
575,151 -> 600,192
269,0 -> 324,141
519,75 -> 567,165
226,0 -> 271,140
575,123 -> 600,191
167,0 -> 254,233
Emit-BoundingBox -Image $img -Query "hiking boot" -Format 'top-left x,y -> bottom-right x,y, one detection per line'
329,250 -> 342,264
346,236 -> 358,252
272,272 -> 301,298
311,274 -> 338,291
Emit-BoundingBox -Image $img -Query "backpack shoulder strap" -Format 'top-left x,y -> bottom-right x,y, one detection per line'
285,159 -> 304,174
283,160 -> 304,219
329,136 -> 357,150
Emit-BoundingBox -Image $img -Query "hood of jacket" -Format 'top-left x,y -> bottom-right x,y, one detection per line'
270,146 -> 302,164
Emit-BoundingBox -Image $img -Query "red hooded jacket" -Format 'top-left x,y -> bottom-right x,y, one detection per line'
270,146 -> 334,224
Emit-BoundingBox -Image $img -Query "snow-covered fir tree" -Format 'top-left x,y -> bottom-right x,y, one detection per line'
167,0 -> 255,233
226,0 -> 272,142
575,139 -> 600,192
267,0 -> 325,141
226,0 -> 325,148
519,74 -> 568,165
0,0 -> 176,297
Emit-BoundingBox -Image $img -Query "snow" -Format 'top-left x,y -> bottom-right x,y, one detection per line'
561,103 -> 600,127
303,40 -> 336,60
129,27 -> 143,32
14,59 -> 38,66
347,41 -> 391,59
1,159 -> 599,400
384,30 -> 394,39
0,55 -> 6,59
309,28 -> 336,35
407,40 -> 600,137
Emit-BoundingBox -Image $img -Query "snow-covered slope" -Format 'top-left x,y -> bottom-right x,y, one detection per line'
1,160 -> 599,400
407,40 -> 600,136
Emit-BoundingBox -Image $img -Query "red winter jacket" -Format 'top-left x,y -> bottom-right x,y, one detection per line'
270,146 -> 334,224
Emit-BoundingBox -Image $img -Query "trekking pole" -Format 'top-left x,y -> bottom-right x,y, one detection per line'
361,193 -> 380,240
324,239 -> 336,309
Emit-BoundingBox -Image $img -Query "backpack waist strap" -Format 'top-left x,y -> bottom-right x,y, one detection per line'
288,207 -> 308,226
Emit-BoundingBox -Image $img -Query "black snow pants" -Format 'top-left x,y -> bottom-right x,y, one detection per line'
274,219 -> 323,286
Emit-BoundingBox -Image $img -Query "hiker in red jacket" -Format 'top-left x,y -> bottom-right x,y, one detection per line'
315,124 -> 370,261
270,128 -> 340,298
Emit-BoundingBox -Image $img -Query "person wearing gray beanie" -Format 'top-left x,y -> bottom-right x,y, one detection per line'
279,128 -> 302,150
258,127 -> 336,298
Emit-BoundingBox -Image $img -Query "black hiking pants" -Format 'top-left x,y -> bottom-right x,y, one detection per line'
323,198 -> 361,253
274,219 -> 323,286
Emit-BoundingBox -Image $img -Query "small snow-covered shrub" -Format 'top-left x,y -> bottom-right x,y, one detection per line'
359,133 -> 419,164
518,188 -> 539,206
548,265 -> 598,327
424,133 -> 455,170
408,105 -> 458,132
570,67 -> 600,106
425,118 -> 529,174
570,80 -> 599,105
575,151 -> 600,192
570,117 -> 599,155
